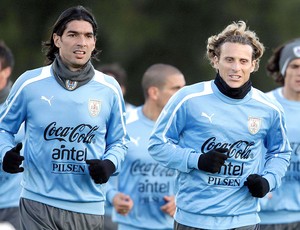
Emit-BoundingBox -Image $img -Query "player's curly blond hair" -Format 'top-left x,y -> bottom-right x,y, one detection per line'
206,21 -> 265,72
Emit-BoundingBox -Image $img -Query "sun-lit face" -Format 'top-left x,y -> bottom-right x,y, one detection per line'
213,42 -> 256,88
53,20 -> 96,71
283,58 -> 300,98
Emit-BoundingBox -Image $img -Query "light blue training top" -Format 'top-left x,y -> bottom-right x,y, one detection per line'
259,87 -> 300,224
0,102 -> 23,210
0,65 -> 129,215
148,80 -> 291,229
107,106 -> 176,230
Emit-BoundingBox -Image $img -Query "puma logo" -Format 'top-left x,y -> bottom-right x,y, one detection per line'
41,96 -> 54,106
201,112 -> 214,123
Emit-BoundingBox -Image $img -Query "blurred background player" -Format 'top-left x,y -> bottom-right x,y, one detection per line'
259,38 -> 300,230
97,62 -> 136,230
106,63 -> 186,230
0,40 -> 22,230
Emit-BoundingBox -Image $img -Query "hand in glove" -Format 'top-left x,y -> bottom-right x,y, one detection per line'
244,174 -> 270,198
86,159 -> 115,184
198,148 -> 228,173
3,143 -> 24,173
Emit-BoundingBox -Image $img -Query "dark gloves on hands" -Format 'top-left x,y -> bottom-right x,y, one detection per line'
198,148 -> 228,173
3,143 -> 24,173
244,174 -> 270,198
86,159 -> 116,184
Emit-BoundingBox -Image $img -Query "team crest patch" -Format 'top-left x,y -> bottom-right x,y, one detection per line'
88,99 -> 101,117
248,117 -> 261,135
65,80 -> 78,91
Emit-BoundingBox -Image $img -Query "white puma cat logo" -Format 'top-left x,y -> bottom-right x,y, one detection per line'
201,112 -> 214,123
41,96 -> 54,106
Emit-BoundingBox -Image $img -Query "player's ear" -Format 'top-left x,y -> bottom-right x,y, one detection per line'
148,86 -> 159,100
53,33 -> 61,48
213,56 -> 219,69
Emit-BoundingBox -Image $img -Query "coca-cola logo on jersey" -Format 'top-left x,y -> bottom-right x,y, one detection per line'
290,142 -> 300,156
130,159 -> 175,177
44,122 -> 98,143
201,137 -> 254,159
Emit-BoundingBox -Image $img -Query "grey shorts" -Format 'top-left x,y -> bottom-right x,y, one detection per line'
104,214 -> 118,230
19,198 -> 104,230
260,222 -> 300,230
0,206 -> 21,230
174,220 -> 260,230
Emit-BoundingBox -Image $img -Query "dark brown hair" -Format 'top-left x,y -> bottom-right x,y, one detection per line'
42,5 -> 100,64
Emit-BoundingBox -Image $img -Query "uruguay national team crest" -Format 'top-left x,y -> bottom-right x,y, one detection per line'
248,117 -> 261,135
88,99 -> 101,117
65,80 -> 78,91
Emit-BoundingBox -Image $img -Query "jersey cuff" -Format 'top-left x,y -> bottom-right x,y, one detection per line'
262,174 -> 276,191
188,150 -> 200,170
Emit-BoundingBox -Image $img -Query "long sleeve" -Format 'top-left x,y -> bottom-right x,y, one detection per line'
148,87 -> 200,173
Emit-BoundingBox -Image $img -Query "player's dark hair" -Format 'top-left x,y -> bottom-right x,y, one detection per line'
0,40 -> 14,69
42,5 -> 100,64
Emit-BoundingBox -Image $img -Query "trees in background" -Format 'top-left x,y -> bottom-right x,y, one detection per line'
1,0 -> 300,105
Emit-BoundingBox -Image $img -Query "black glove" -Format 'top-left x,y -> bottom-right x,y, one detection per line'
198,148 -> 228,173
244,174 -> 270,198
3,143 -> 24,173
86,159 -> 115,184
